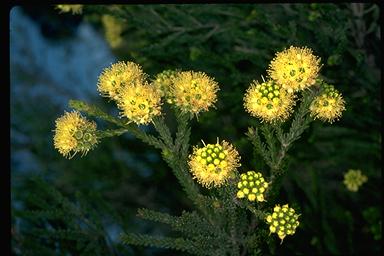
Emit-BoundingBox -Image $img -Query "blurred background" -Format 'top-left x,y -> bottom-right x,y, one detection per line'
11,4 -> 381,255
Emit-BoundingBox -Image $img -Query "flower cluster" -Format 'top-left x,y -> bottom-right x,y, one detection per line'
268,46 -> 321,93
171,71 -> 219,115
310,83 -> 346,123
265,204 -> 300,242
97,61 -> 162,125
244,46 -> 345,124
343,169 -> 368,192
188,140 -> 241,188
53,111 -> 98,159
152,69 -> 179,104
236,171 -> 269,202
243,79 -> 295,123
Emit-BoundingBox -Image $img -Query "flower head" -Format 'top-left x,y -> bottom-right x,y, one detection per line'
116,82 -> 162,125
53,111 -> 98,159
343,169 -> 368,192
97,61 -> 146,101
152,70 -> 179,104
310,83 -> 346,123
236,171 -> 269,202
56,5 -> 83,14
268,46 -> 321,93
188,139 -> 241,188
265,204 -> 300,243
244,79 -> 295,123
171,71 -> 219,115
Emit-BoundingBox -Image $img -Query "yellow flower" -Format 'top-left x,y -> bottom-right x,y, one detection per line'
265,204 -> 300,243
171,71 -> 219,115
310,83 -> 346,123
343,169 -> 368,192
152,70 -> 179,104
188,139 -> 241,188
53,111 -> 98,159
244,79 -> 295,123
236,171 -> 269,202
97,61 -> 146,101
117,82 -> 162,125
101,15 -> 124,48
56,5 -> 83,14
268,46 -> 321,93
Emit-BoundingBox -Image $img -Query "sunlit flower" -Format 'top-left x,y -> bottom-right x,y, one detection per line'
265,204 -> 300,243
53,111 -> 98,159
171,71 -> 219,115
188,139 -> 241,188
244,79 -> 295,123
152,69 -> 179,104
117,83 -> 162,125
310,83 -> 346,123
97,61 -> 146,101
101,15 -> 124,48
343,169 -> 368,192
268,46 -> 321,93
236,171 -> 269,202
56,5 -> 83,15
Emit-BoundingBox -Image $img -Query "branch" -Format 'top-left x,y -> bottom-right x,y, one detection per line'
69,99 -> 165,149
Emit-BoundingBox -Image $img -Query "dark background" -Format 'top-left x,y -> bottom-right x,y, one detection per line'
11,4 -> 381,255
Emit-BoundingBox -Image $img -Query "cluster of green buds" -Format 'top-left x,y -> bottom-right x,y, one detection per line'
265,204 -> 300,242
309,82 -> 345,123
256,80 -> 282,107
195,143 -> 228,172
236,171 -> 269,202
153,69 -> 179,104
322,83 -> 340,98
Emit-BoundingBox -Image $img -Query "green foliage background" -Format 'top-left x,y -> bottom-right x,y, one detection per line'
11,3 -> 381,255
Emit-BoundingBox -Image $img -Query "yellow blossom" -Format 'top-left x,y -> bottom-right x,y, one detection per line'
244,79 -> 295,123
188,139 -> 241,188
310,83 -> 346,123
56,5 -> 83,14
101,15 -> 124,48
117,82 -> 162,125
268,46 -> 321,93
53,111 -> 98,159
343,169 -> 368,192
97,61 -> 146,101
265,204 -> 300,243
171,71 -> 219,115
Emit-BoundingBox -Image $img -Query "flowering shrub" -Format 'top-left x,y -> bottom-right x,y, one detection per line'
51,42 -> 349,255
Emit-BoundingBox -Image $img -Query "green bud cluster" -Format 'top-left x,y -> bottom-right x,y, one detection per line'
153,70 -> 178,103
322,83 -> 340,98
266,204 -> 300,241
256,80 -> 281,108
236,171 -> 268,202
195,144 -> 228,172
73,123 -> 98,155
